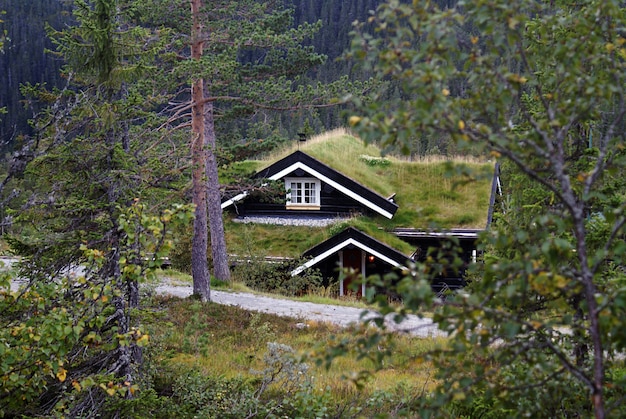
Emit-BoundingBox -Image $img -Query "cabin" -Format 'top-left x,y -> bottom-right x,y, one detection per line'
292,227 -> 411,297
222,133 -> 497,298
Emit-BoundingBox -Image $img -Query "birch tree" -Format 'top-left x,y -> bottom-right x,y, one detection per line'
347,0 -> 626,417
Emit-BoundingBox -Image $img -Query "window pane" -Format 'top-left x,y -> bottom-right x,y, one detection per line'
291,182 -> 302,203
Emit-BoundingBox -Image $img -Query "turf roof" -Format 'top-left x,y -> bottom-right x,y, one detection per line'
223,130 -> 495,258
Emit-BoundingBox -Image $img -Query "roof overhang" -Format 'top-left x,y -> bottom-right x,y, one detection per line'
221,151 -> 398,218
268,161 -> 394,219
291,227 -> 411,276
291,237 -> 405,276
392,228 -> 482,240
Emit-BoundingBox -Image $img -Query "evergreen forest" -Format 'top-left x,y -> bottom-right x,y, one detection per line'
0,0 -> 390,152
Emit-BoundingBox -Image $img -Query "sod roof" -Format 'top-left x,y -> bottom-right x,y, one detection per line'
222,129 -> 495,258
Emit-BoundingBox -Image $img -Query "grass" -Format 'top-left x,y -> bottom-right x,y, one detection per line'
143,296 -> 445,410
155,269 -> 394,310
225,221 -> 331,258
222,131 -> 494,259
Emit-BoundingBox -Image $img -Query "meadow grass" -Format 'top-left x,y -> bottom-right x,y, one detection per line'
143,296 -> 444,407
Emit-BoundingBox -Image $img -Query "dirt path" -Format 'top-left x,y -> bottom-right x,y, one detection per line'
155,282 -> 444,338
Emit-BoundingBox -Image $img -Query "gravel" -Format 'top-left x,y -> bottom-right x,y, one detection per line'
2,256 -> 444,338
154,281 -> 445,338
233,215 -> 348,227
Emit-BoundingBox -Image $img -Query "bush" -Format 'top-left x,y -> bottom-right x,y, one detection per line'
233,258 -> 323,296
254,342 -> 334,419
172,373 -> 257,419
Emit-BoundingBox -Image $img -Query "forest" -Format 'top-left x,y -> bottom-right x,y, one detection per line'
0,0 -> 387,153
1,0 -> 626,418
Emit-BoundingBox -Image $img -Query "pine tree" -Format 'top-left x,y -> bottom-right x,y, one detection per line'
2,1 -> 189,415
134,0 -> 370,300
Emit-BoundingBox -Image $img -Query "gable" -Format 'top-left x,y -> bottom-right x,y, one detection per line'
291,227 -> 411,276
222,151 -> 399,219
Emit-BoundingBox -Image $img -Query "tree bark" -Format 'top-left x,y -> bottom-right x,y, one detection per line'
190,0 -> 210,301
203,89 -> 231,281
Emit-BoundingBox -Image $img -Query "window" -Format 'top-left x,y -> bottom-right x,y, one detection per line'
285,177 -> 320,209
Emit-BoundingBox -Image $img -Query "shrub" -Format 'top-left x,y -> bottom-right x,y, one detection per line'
233,258 -> 323,296
172,373 -> 257,419
358,154 -> 391,167
254,342 -> 334,418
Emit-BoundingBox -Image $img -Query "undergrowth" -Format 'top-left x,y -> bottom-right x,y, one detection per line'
108,296 -> 445,418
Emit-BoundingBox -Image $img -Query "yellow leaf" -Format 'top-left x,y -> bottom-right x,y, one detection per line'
106,388 -> 116,396
471,36 -> 478,45
442,88 -> 450,96
555,275 -> 569,289
606,42 -> 615,53
458,120 -> 465,130
453,391 -> 466,401
57,368 -> 67,382
348,115 -> 362,126
136,334 -> 150,346
72,380 -> 82,392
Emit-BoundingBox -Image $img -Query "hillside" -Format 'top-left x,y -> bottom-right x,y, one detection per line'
223,130 -> 495,258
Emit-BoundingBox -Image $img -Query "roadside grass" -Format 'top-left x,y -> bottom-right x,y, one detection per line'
143,296 -> 444,411
155,269 -> 407,311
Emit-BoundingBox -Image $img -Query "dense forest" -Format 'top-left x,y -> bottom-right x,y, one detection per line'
0,0 -> 386,153
0,0 -> 69,150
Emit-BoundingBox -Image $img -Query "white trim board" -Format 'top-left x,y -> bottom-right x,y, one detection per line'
290,237 -> 405,276
225,162 -> 393,218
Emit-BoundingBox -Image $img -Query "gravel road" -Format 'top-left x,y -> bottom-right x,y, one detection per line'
155,282 -> 445,338
2,257 -> 444,338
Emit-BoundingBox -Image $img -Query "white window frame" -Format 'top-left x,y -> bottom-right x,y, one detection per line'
285,177 -> 321,209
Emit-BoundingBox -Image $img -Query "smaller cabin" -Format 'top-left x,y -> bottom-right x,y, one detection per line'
292,227 -> 410,297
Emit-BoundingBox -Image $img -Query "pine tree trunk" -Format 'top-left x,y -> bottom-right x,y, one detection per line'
190,0 -> 210,301
203,93 -> 231,282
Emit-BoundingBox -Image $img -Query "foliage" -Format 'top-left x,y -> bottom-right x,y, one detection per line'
233,257 -> 324,297
0,202 -> 191,417
346,0 -> 626,417
0,267 -> 102,416
0,1 -> 194,415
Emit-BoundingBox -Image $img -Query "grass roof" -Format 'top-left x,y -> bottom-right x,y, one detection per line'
223,129 -> 495,258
